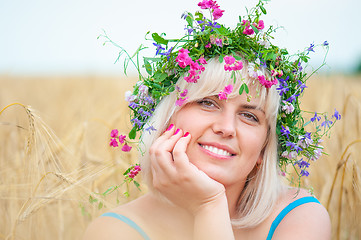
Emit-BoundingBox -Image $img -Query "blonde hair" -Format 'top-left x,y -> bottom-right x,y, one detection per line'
139,57 -> 285,228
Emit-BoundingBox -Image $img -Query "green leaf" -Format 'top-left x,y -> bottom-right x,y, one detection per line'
154,73 -> 168,82
89,195 -> 98,204
218,55 -> 224,63
303,120 -> 311,127
195,12 -> 203,21
129,127 -> 137,139
144,59 -> 152,75
133,181 -> 141,190
98,202 -> 103,210
102,186 -> 114,196
238,16 -> 242,23
168,86 -> 175,92
281,49 -> 289,55
186,15 -> 193,27
151,33 -> 169,45
260,5 -> 267,14
250,24 -> 259,34
244,83 -> 249,94
239,84 -> 245,95
234,55 -> 242,60
214,25 -> 229,35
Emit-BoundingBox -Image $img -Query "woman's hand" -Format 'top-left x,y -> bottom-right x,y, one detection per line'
149,124 -> 226,215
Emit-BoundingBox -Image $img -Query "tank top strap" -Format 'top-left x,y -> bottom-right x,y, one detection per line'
101,212 -> 151,240
266,196 -> 320,240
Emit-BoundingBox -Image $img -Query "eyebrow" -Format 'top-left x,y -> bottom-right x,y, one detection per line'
241,103 -> 265,114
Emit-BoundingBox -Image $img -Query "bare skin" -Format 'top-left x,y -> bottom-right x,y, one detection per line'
83,94 -> 331,240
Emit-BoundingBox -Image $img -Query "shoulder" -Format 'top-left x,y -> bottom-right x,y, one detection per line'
272,188 -> 331,240
83,198 -> 149,240
82,212 -> 142,240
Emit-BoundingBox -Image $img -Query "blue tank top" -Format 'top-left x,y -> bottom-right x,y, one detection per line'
101,196 -> 320,240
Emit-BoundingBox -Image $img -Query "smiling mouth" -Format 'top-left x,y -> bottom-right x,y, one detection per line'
199,144 -> 235,157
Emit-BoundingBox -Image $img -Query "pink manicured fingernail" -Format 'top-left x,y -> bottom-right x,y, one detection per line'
183,132 -> 190,137
174,128 -> 180,135
166,124 -> 174,131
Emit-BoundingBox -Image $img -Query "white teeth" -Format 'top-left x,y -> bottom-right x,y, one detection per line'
201,145 -> 232,157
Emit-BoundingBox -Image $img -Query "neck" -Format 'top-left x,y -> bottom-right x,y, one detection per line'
225,181 -> 246,219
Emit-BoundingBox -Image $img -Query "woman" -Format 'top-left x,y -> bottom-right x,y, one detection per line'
84,1 -> 334,239
83,58 -> 331,239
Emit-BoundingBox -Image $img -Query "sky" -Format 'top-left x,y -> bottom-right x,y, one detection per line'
1,0 -> 361,75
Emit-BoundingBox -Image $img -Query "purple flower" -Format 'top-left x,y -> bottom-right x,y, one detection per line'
280,126 -> 290,139
307,43 -> 315,53
323,41 -> 329,46
297,80 -> 307,93
145,125 -> 157,134
286,93 -> 300,103
310,112 -> 321,122
131,118 -> 143,128
282,101 -> 295,114
160,47 -> 174,60
333,109 -> 341,120
184,27 -> 194,35
129,102 -> 139,109
321,116 -> 333,129
276,79 -> 290,96
295,159 -> 310,169
153,43 -> 165,55
286,141 -> 303,153
300,169 -> 310,177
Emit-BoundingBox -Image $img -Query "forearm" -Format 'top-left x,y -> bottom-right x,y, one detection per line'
193,194 -> 235,240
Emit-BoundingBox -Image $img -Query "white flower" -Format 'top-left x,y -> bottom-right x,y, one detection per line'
125,91 -> 136,102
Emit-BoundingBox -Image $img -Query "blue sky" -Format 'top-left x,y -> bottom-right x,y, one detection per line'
1,0 -> 360,75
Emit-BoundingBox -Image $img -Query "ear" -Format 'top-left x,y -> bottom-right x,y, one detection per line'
257,153 -> 263,165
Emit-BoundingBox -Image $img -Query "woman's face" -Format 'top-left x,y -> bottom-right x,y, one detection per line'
170,90 -> 268,188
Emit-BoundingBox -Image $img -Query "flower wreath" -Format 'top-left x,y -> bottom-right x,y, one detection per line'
103,0 -> 340,189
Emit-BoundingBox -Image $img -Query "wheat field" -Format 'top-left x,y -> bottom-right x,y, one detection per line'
0,74 -> 360,240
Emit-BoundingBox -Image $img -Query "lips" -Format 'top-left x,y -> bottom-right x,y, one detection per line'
198,142 -> 236,158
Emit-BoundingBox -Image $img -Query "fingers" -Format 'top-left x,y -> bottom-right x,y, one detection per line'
172,131 -> 192,169
149,125 -> 185,178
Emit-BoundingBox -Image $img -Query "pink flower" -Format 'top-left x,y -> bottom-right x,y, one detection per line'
205,43 -> 211,48
223,84 -> 233,94
119,134 -> 126,144
215,38 -> 223,47
121,144 -> 132,152
258,75 -> 277,88
180,89 -> 188,97
198,56 -> 207,65
224,55 -> 235,65
232,61 -> 243,71
176,97 -> 188,106
110,129 -> 119,138
176,48 -> 192,68
255,20 -> 264,30
218,91 -> 227,100
224,64 -> 232,71
218,85 -> 233,100
224,56 -> 243,72
109,138 -> 119,147
241,20 -> 249,26
198,0 -> 214,9
212,7 -> 224,20
243,26 -> 254,35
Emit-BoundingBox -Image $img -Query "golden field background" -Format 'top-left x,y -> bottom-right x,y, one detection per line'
0,74 -> 361,240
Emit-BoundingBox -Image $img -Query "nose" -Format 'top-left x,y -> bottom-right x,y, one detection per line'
212,111 -> 236,138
